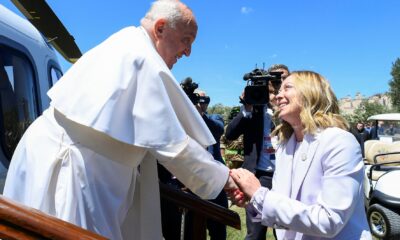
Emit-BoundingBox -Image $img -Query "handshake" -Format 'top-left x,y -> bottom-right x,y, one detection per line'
224,168 -> 262,207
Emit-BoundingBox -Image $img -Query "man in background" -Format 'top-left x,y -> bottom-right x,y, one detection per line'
351,122 -> 370,157
195,89 -> 229,240
159,83 -> 229,240
370,120 -> 385,140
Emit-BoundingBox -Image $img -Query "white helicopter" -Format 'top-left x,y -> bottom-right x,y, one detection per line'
0,0 -> 81,192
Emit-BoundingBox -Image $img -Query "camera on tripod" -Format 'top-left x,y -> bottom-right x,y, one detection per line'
181,77 -> 199,104
180,77 -> 210,105
241,68 -> 282,105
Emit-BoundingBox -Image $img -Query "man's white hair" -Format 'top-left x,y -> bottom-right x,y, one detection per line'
194,89 -> 206,96
141,0 -> 184,29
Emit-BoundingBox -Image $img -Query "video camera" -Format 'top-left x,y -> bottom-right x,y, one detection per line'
180,77 -> 210,105
241,68 -> 282,105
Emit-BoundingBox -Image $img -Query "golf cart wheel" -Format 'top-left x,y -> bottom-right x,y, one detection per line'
367,204 -> 400,240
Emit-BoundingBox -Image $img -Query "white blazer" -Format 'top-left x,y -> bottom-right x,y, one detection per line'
259,127 -> 371,240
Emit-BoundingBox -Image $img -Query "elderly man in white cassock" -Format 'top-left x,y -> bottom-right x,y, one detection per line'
3,1 -> 237,239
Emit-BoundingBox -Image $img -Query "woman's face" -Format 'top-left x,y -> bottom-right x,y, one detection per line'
276,76 -> 302,126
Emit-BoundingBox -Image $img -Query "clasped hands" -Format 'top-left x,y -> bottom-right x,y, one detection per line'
224,168 -> 261,207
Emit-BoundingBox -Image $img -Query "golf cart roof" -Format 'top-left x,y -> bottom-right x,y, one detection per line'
367,113 -> 400,121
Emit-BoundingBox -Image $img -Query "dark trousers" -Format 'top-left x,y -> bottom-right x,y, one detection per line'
245,171 -> 275,240
207,191 -> 228,240
161,187 -> 228,240
184,190 -> 228,240
160,197 -> 182,240
158,163 -> 229,240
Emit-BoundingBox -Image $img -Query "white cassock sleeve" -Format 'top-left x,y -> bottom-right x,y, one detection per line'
150,136 -> 229,199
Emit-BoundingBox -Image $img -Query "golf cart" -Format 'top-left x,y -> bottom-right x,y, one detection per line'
363,113 -> 400,239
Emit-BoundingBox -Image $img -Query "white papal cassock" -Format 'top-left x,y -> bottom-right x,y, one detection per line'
3,26 -> 229,240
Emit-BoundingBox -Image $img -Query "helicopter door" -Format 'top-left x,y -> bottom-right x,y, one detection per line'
0,46 -> 38,168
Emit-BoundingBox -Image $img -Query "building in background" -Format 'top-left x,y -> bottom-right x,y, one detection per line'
339,92 -> 392,115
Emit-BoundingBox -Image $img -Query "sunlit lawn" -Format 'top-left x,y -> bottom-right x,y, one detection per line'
226,205 -> 275,240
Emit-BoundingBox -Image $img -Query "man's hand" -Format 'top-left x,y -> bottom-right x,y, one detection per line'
195,103 -> 204,116
224,174 -> 247,207
240,91 -> 253,112
224,175 -> 238,190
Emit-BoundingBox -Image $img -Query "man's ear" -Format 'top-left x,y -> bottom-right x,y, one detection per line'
154,19 -> 167,39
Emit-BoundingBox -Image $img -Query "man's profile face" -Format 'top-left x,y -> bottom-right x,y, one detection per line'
156,16 -> 197,69
197,92 -> 208,113
268,68 -> 288,101
268,82 -> 278,110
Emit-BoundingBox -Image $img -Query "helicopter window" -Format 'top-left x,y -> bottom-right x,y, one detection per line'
50,67 -> 63,86
0,46 -> 37,164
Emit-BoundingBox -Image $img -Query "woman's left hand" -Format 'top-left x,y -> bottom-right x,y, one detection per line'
230,168 -> 261,199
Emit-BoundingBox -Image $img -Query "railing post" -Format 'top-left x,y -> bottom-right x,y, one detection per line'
159,182 -> 241,240
191,213 -> 207,240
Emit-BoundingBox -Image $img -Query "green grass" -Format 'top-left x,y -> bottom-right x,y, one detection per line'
226,206 -> 378,240
226,205 -> 275,240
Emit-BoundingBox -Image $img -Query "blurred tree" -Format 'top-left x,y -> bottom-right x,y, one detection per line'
342,100 -> 391,126
208,103 -> 232,124
388,58 -> 400,112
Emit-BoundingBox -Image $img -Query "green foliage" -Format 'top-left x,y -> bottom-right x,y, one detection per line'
343,100 -> 391,126
207,103 -> 233,124
389,58 -> 400,112
228,106 -> 241,122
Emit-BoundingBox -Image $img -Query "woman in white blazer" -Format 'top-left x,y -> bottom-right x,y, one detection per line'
230,71 -> 372,240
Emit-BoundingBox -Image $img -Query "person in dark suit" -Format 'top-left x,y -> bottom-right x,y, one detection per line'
225,64 -> 289,240
195,89 -> 228,240
386,124 -> 397,135
159,87 -> 229,240
350,122 -> 370,157
370,121 -> 385,140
